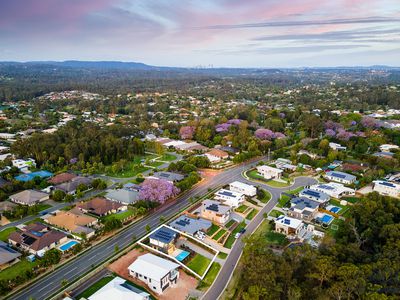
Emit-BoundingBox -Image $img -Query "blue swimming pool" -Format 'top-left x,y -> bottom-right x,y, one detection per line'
319,215 -> 334,224
329,206 -> 341,214
175,250 -> 190,262
59,240 -> 79,251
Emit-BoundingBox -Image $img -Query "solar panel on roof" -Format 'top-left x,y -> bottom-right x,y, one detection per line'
379,181 -> 396,187
331,172 -> 346,179
284,219 -> 290,225
207,204 -> 219,212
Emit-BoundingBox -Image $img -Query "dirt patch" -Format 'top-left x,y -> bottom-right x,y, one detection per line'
107,248 -> 198,300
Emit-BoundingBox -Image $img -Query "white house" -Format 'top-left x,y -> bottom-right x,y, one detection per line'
309,183 -> 355,199
275,215 -> 304,236
214,189 -> 245,208
329,142 -> 347,151
0,133 -> 16,140
229,181 -> 257,197
324,171 -> 356,185
12,158 -> 36,171
299,188 -> 330,204
89,276 -> 150,300
204,149 -> 229,163
379,144 -> 399,152
373,180 -> 400,198
128,253 -> 180,294
256,165 -> 283,180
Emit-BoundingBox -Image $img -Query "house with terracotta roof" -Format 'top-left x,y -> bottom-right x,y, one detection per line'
48,173 -> 77,185
204,149 -> 229,163
44,209 -> 97,238
9,189 -> 49,206
76,197 -> 127,216
8,222 -> 67,255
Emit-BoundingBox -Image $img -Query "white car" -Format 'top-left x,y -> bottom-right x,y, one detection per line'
235,232 -> 241,239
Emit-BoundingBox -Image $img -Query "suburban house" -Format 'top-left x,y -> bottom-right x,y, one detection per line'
324,171 -> 356,185
128,253 -> 180,294
275,215 -> 304,236
9,189 -> 49,206
373,151 -> 395,159
148,227 -> 178,254
379,144 -> 399,152
169,215 -> 212,235
200,199 -> 231,224
48,172 -> 77,185
214,189 -> 245,208
275,158 -> 297,172
12,158 -> 36,172
44,209 -> 97,238
329,142 -> 347,151
229,181 -> 257,197
256,165 -> 283,180
0,240 -> 21,270
54,176 -> 92,195
204,149 -> 229,163
372,180 -> 400,198
88,276 -> 150,300
106,189 -> 139,205
288,197 -> 320,221
299,188 -> 330,204
308,183 -> 355,199
8,222 -> 67,255
76,197 -> 127,216
148,171 -> 185,183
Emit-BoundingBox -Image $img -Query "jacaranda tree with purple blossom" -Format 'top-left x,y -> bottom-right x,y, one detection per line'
254,128 -> 285,140
361,116 -> 379,128
139,178 -> 180,204
215,123 -> 231,133
179,126 -> 195,139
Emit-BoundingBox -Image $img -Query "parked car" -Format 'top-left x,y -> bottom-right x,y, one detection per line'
239,228 -> 246,234
235,232 -> 241,239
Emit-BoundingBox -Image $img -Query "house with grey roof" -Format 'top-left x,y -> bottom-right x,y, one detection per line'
288,197 -> 320,221
299,188 -> 330,204
9,189 -> 49,206
54,176 -> 92,195
324,171 -> 356,185
169,215 -> 212,235
106,189 -> 139,205
0,240 -> 21,269
149,172 -> 185,183
200,199 -> 231,224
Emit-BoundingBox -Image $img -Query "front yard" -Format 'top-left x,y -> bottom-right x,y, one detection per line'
224,221 -> 246,249
254,220 -> 289,246
0,227 -> 17,242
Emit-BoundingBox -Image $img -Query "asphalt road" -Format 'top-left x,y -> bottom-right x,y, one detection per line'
6,157 -> 266,300
201,176 -> 318,300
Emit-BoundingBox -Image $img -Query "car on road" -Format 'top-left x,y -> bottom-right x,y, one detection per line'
239,228 -> 246,234
235,232 -> 241,239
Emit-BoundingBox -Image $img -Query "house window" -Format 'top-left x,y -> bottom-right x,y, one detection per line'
144,276 -> 147,280
149,278 -> 151,282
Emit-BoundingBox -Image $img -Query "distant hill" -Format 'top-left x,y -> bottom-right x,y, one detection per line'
27,60 -> 159,70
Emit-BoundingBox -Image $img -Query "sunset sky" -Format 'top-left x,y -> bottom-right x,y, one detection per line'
0,0 -> 399,67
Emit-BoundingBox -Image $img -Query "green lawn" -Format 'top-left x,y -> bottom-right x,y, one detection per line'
104,155 -> 154,178
160,153 -> 177,161
258,190 -> 271,203
217,252 -> 228,259
225,219 -> 236,228
102,208 -> 135,222
247,169 -> 290,187
277,195 -> 290,208
212,229 -> 226,241
269,209 -> 284,218
246,208 -> 258,220
235,204 -> 248,213
0,259 -> 39,281
246,169 -> 265,180
0,227 -> 17,241
207,224 -> 220,236
342,196 -> 360,204
224,222 -> 246,249
76,276 -> 115,299
147,161 -> 164,168
198,262 -> 221,290
254,220 -> 289,246
36,204 -> 52,212
264,180 -> 290,187
187,254 -> 211,276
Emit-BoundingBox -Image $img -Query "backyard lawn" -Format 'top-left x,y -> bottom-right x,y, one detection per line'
0,259 -> 39,281
160,153 -> 177,161
235,204 -> 248,213
246,208 -> 258,220
269,209 -> 284,218
106,165 -> 150,178
224,222 -> 246,249
198,262 -> 221,290
76,275 -> 115,299
212,229 -> 226,241
187,253 -> 211,276
0,227 -> 17,241
102,208 -> 136,222
207,224 -> 220,236
225,219 -> 236,228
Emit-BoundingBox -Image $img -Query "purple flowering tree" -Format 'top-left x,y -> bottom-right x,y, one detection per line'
215,123 -> 231,133
179,126 -> 195,139
138,178 -> 180,204
273,132 -> 286,139
255,128 -> 275,140
336,129 -> 355,141
325,129 -> 336,137
361,117 -> 379,128
227,119 -> 242,125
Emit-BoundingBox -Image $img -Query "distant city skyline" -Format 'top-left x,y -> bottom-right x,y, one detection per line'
0,0 -> 399,67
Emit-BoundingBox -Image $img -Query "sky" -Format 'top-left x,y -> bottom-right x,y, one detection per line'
0,0 -> 399,67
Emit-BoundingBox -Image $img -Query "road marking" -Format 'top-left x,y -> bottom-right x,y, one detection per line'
63,266 -> 78,277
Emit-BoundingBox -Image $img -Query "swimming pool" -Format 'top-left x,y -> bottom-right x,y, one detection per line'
175,250 -> 190,262
59,240 -> 79,252
318,214 -> 334,225
329,206 -> 341,214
